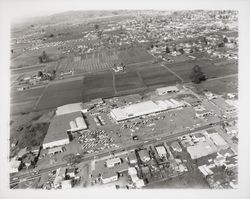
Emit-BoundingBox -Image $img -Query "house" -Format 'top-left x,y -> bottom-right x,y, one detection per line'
11,140 -> 18,148
171,141 -> 182,152
66,168 -> 76,178
22,153 -> 36,168
155,146 -> 167,158
192,132 -> 206,142
17,147 -> 27,159
138,149 -> 151,163
214,154 -> 226,167
48,146 -> 64,155
128,151 -> 138,165
10,158 -> 22,173
101,170 -> 118,184
156,86 -> 179,95
106,157 -> 121,168
61,179 -> 72,189
29,146 -> 41,156
195,109 -> 212,118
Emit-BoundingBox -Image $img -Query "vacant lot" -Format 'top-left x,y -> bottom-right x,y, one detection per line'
82,72 -> 115,102
139,66 -> 181,87
10,101 -> 36,115
36,77 -> 84,110
167,59 -> 238,82
115,71 -> 145,92
192,75 -> 238,95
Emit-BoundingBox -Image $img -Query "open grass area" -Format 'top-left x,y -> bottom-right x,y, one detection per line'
167,59 -> 238,82
10,101 -> 36,115
145,169 -> 209,189
191,75 -> 238,95
11,47 -> 62,68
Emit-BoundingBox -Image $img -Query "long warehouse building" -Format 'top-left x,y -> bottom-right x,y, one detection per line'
110,99 -> 185,122
43,111 -> 87,149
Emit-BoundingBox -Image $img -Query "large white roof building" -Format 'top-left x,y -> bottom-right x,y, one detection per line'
110,99 -> 184,122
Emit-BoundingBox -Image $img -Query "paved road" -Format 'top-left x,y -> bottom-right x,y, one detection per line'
10,116 -> 237,186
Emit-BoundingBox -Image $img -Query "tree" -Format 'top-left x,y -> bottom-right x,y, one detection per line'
37,71 -> 43,77
165,46 -> 170,53
38,51 -> 49,63
218,42 -> 225,48
179,48 -> 185,54
223,37 -> 228,43
94,24 -> 99,30
201,36 -> 208,45
190,65 -> 206,84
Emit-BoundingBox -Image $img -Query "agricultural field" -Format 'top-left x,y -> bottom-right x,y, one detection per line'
118,48 -> 155,65
36,77 -> 84,110
114,71 -> 145,93
139,66 -> 181,87
58,50 -> 120,74
82,72 -> 115,102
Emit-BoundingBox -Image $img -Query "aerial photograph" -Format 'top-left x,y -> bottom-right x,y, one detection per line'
9,9 -> 238,190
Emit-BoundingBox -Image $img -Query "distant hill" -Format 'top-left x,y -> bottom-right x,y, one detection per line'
13,10 -> 138,26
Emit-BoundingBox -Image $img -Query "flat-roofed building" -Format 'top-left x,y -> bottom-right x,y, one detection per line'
111,99 -> 183,122
209,133 -> 228,149
43,111 -> 87,149
187,141 -> 217,159
56,103 -> 85,116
